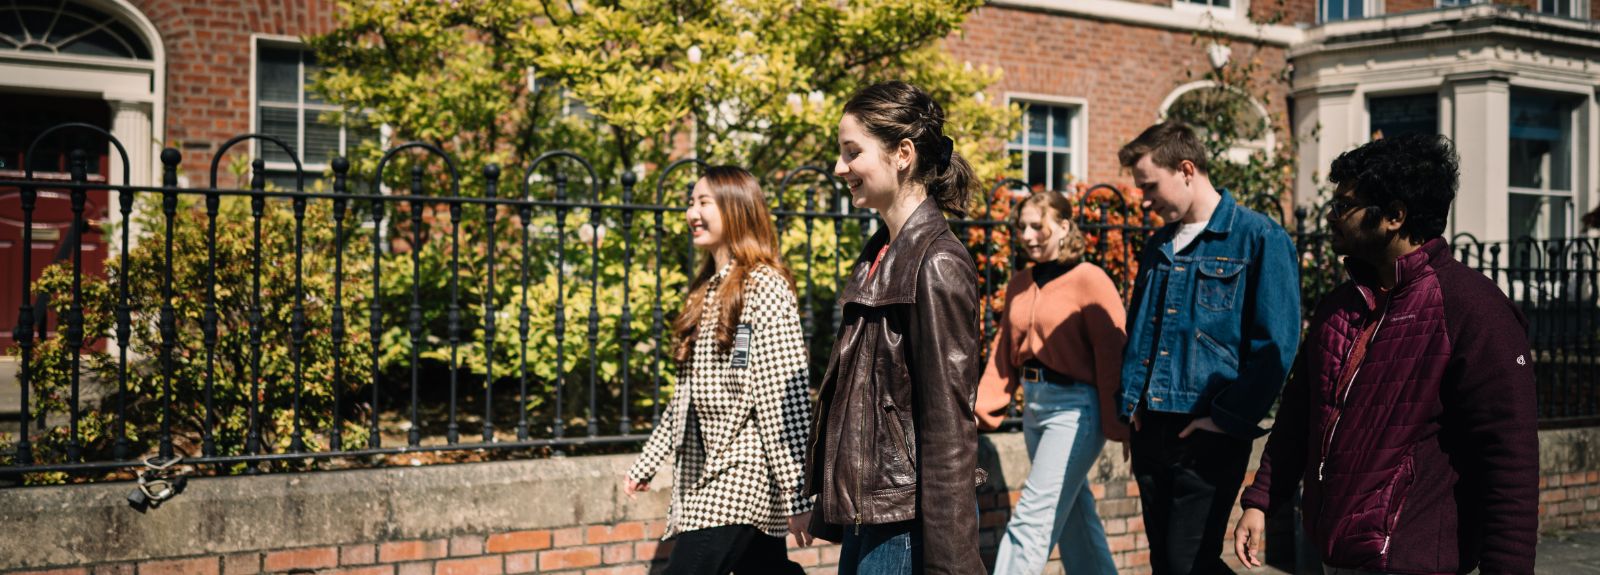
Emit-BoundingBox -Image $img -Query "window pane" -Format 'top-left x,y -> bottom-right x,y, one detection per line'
1509,194 -> 1537,241
1027,151 -> 1046,190
1052,153 -> 1072,190
1349,0 -> 1363,18
305,117 -> 342,166
258,47 -> 301,104
303,58 -> 329,106
258,106 -> 299,163
1026,107 -> 1048,146
1324,0 -> 1344,21
1051,107 -> 1070,148
1509,90 -> 1572,192
1369,94 -> 1438,140
1214,0 -> 1230,7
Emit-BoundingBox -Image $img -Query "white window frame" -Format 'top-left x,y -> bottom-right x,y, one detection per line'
1318,0 -> 1378,23
1004,94 -> 1087,193
1435,0 -> 1481,7
1173,0 -> 1244,19
250,35 -> 379,183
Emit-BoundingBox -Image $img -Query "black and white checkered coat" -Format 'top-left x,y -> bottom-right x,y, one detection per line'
627,263 -> 813,538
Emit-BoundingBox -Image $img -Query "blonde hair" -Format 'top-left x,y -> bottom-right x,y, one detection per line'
1010,191 -> 1086,265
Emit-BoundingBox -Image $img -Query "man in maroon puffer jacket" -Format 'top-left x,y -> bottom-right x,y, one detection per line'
1232,134 -> 1538,575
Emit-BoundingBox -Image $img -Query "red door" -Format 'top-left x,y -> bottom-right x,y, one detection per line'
0,92 -> 112,353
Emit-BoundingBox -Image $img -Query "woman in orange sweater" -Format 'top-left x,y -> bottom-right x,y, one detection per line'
976,190 -> 1129,575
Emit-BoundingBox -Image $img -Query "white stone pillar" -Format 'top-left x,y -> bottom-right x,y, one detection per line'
105,98 -> 154,256
1447,71 -> 1512,242
106,99 -> 154,188
1295,83 -> 1357,209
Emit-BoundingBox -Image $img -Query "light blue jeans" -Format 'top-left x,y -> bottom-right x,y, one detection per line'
992,380 -> 1117,575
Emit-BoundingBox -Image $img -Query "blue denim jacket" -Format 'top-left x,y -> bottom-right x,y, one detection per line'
1117,191 -> 1301,439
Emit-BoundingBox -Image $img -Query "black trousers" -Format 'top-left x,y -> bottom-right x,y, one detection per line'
660,524 -> 806,575
1131,411 -> 1255,575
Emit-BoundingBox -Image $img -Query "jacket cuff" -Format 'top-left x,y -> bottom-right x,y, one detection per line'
1209,400 -> 1269,439
784,492 -> 815,517
1239,486 -> 1271,513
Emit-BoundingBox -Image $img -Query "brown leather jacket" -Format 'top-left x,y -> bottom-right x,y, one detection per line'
803,198 -> 985,574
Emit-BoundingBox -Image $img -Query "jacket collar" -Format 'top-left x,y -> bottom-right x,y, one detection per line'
838,198 -> 952,307
1344,236 -> 1448,310
1155,189 -> 1238,261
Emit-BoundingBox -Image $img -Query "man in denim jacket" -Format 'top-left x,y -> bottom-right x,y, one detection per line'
1116,122 -> 1301,575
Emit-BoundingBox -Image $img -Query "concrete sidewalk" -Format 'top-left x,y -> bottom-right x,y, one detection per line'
1538,530 -> 1600,574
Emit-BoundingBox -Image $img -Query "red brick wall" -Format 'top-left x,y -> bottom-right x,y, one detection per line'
1386,0 -> 1439,14
6,456 -> 1597,575
0,475 -> 1261,575
1542,470 -> 1600,531
946,5 -> 1292,187
130,0 -> 342,171
1253,0 -> 1319,26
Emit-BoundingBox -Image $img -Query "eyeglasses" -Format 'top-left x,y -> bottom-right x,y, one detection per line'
1326,197 -> 1371,219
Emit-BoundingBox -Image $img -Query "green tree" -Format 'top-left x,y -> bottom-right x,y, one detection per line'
306,0 -> 1022,435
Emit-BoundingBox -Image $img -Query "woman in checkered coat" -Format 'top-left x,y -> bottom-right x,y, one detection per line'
622,166 -> 813,575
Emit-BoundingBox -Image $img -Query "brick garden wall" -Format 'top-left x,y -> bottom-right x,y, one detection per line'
3,427 -> 1600,575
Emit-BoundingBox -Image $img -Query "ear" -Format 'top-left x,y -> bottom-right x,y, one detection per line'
1383,201 -> 1408,234
896,138 -> 917,171
1178,160 -> 1198,179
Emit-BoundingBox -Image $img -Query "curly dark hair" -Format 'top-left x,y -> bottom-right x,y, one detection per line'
1327,133 -> 1458,241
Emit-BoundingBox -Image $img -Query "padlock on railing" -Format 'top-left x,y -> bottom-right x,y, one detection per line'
126,455 -> 186,513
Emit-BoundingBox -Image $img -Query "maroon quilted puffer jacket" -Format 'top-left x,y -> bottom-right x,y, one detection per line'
1241,238 -> 1538,574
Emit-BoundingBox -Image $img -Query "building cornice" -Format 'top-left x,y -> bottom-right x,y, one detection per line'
987,0 -> 1306,47
1292,4 -> 1600,58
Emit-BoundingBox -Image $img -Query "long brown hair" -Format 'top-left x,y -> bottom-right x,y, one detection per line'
671,166 -> 793,363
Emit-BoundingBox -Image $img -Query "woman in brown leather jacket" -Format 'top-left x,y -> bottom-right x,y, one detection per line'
802,81 -> 985,575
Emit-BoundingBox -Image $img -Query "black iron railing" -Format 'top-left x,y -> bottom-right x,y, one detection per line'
3,125 -> 1598,481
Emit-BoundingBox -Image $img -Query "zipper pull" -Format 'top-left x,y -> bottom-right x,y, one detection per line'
854,514 -> 862,535
1318,461 -> 1325,481
1381,535 -> 1391,555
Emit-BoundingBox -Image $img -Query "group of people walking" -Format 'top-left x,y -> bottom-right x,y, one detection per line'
623,80 -> 1539,575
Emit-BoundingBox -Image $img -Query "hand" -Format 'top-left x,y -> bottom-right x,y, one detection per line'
1178,416 -> 1223,439
622,475 -> 650,500
1102,419 -> 1131,444
1233,508 -> 1266,568
1102,419 -> 1132,462
789,511 -> 814,547
1130,408 -> 1143,432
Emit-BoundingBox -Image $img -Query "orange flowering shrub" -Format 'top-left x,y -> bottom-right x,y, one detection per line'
966,181 -> 1165,325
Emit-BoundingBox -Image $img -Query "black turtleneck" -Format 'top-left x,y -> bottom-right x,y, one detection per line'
1030,260 -> 1077,287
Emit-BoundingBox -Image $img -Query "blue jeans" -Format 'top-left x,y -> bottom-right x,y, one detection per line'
993,381 -> 1116,575
839,520 -> 919,575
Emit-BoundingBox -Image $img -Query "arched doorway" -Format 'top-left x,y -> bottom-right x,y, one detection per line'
0,0 -> 163,361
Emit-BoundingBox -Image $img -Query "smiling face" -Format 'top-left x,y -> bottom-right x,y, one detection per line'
686,178 -> 726,251
1015,205 -> 1065,263
1130,154 -> 1196,223
834,112 -> 903,212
